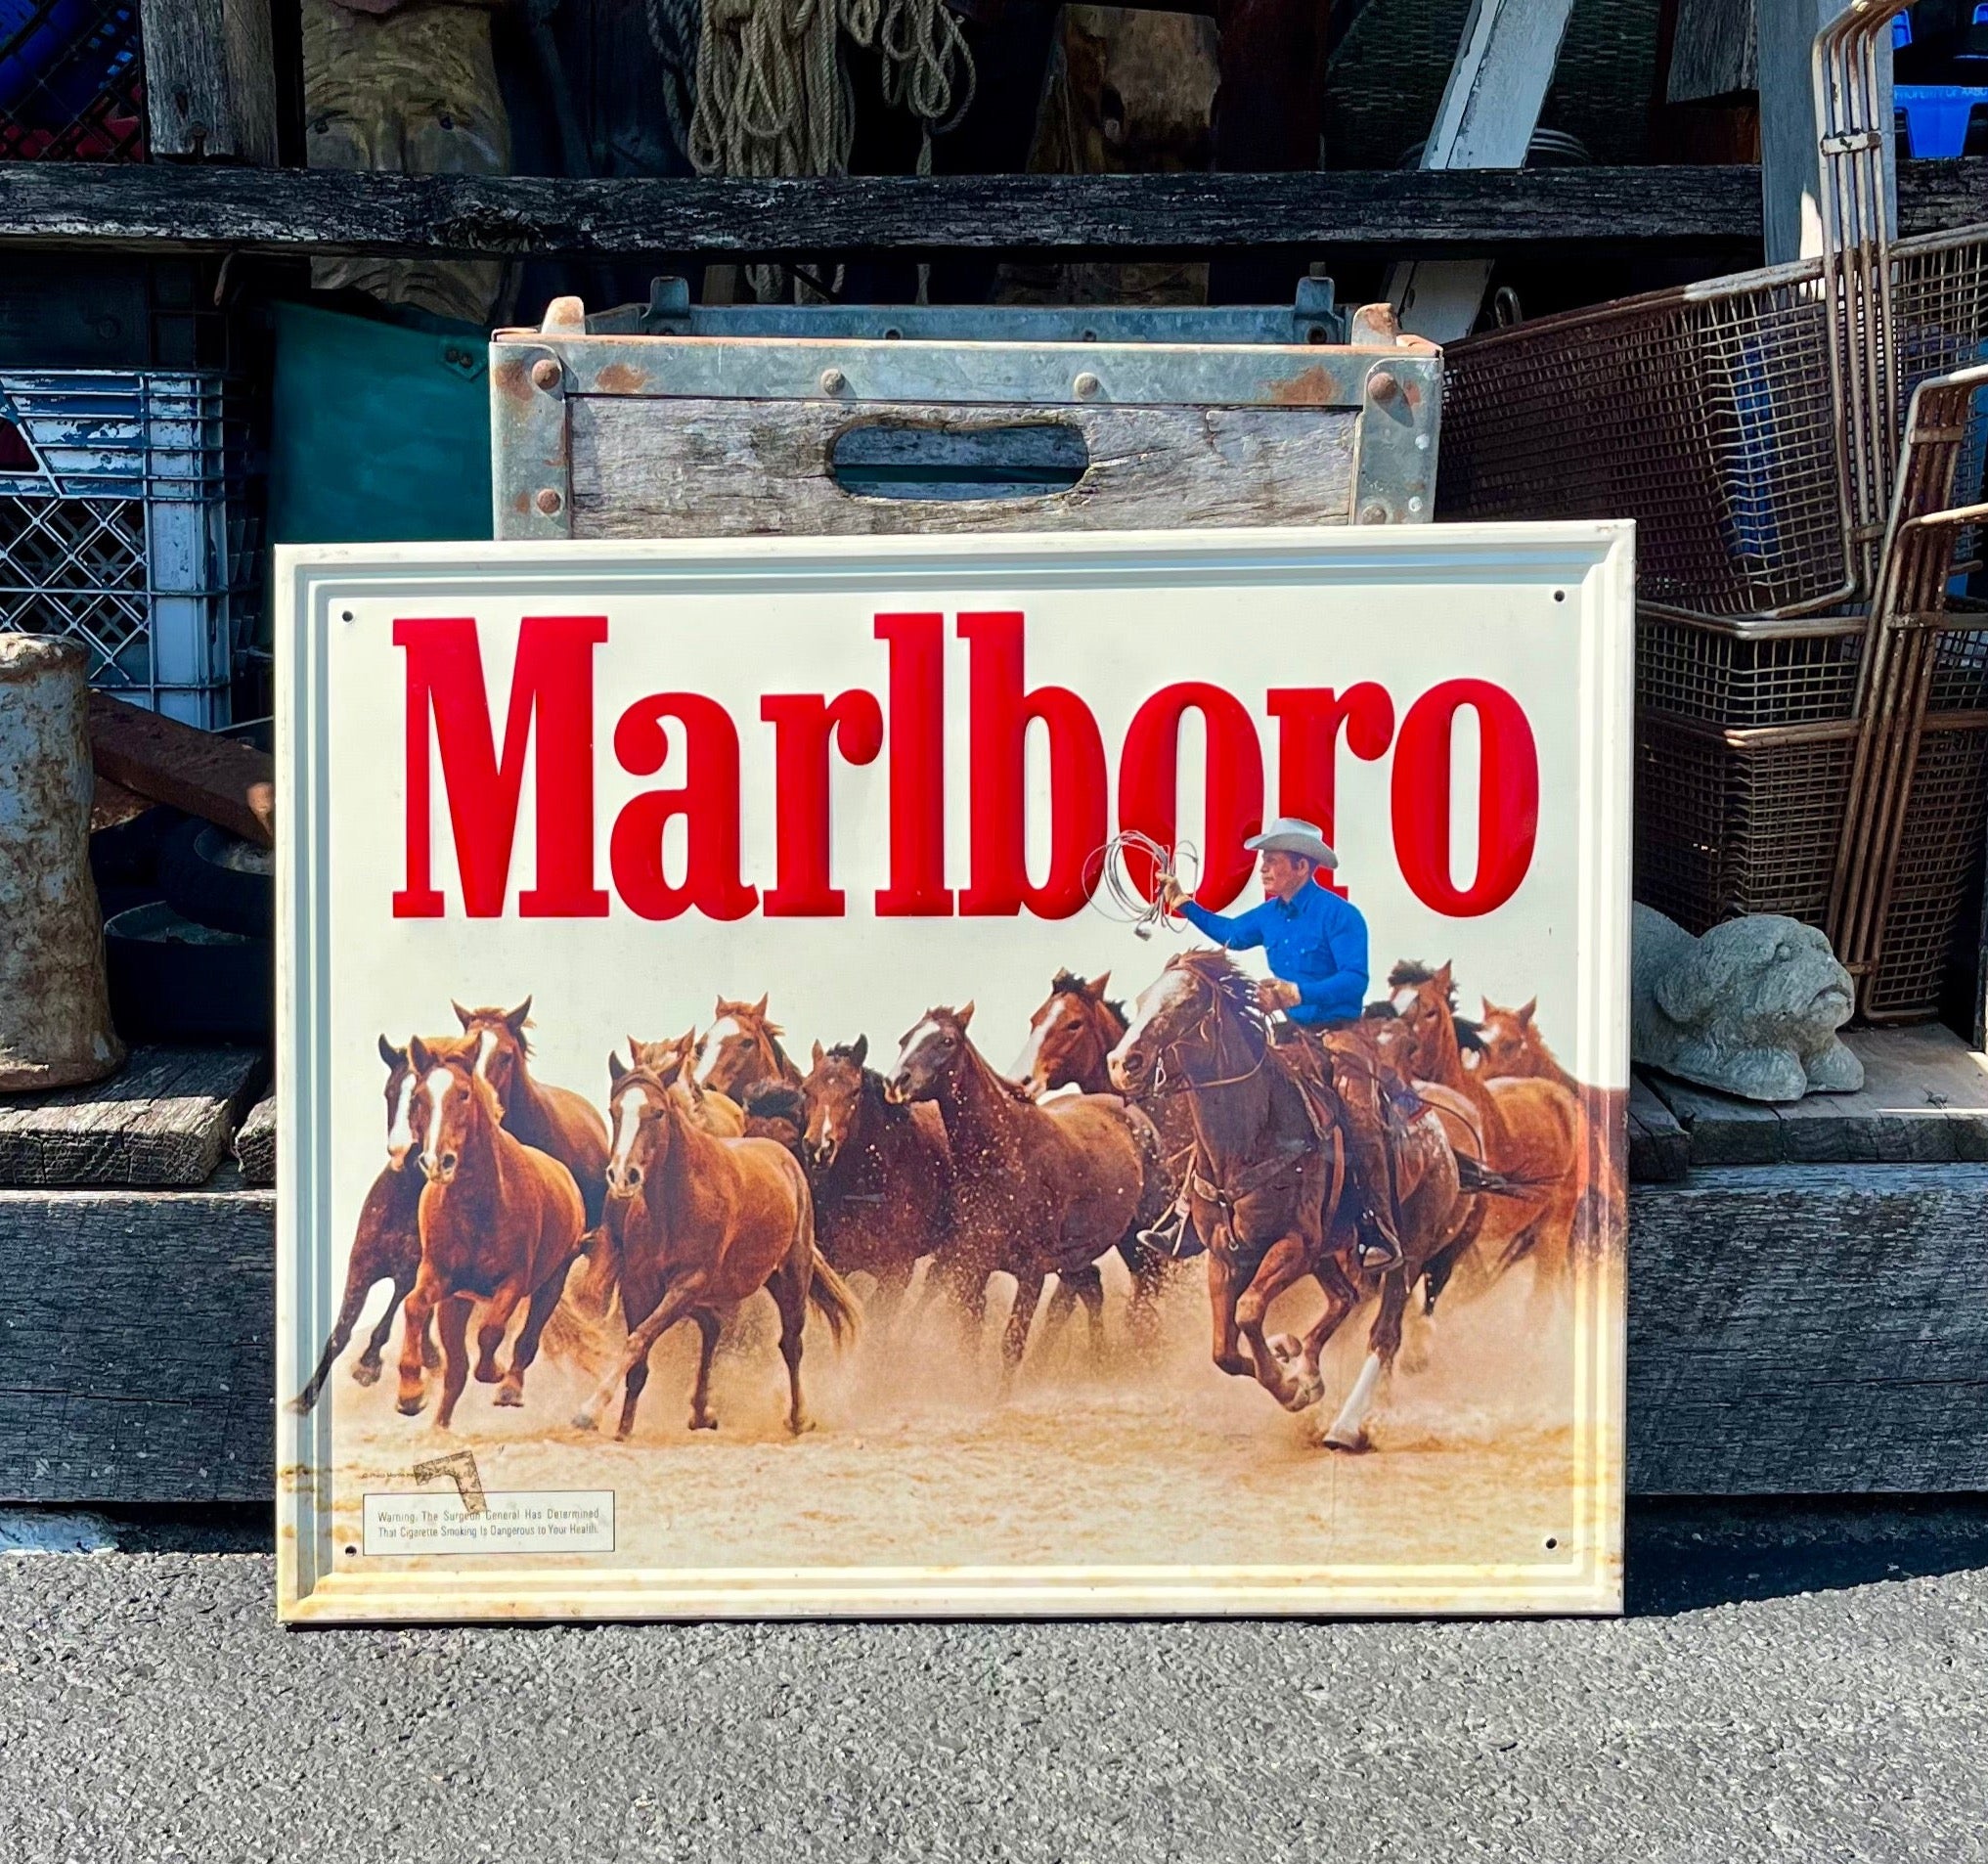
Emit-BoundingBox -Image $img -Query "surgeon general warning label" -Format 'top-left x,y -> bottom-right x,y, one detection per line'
363,1491 -> 615,1557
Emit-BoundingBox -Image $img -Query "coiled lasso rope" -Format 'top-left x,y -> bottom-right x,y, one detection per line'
680,0 -> 976,303
1084,831 -> 1203,943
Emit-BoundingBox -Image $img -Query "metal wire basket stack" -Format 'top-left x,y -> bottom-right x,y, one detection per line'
1830,366 -> 1988,1020
1442,0 -> 1988,1019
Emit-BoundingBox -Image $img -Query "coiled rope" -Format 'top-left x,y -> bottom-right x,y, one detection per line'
1084,831 -> 1202,943
675,0 -> 976,302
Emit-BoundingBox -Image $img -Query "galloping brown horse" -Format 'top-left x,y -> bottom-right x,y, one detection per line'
399,1041 -> 588,1427
573,1055 -> 859,1439
799,1036 -> 953,1329
1474,997 -> 1574,1090
287,1035 -> 437,1414
888,1004 -> 1171,1376
1012,968 -> 1198,1193
629,1030 -> 746,1135
1387,964 -> 1580,1293
453,999 -> 610,1228
698,994 -> 803,1103
1108,952 -> 1355,1415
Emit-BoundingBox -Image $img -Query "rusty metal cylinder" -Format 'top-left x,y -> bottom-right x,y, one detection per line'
0,636 -> 123,1090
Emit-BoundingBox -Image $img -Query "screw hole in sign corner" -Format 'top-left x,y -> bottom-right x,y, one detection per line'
1544,1536 -> 1560,1551
344,1544 -> 358,1557
1553,590 -> 1566,603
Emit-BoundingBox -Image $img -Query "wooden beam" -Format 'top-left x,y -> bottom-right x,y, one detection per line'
1758,0 -> 1895,264
233,1093 -> 275,1187
0,160 -> 1795,257
0,1046 -> 265,1188
138,0 -> 280,165
88,693 -> 275,848
1629,1164 -> 1988,1492
1669,0 -> 1758,104
0,1186 -> 274,1504
5,1161 -> 1987,1502
1388,0 -> 1578,342
1642,1026 -> 1988,1167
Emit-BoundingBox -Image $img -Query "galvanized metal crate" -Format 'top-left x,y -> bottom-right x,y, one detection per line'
489,281 -> 1441,542
0,370 -> 260,728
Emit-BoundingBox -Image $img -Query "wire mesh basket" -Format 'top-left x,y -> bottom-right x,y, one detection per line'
0,0 -> 147,161
1441,261 -> 1854,618
0,370 -> 260,728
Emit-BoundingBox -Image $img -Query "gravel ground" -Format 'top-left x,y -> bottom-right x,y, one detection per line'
0,1501 -> 1983,1863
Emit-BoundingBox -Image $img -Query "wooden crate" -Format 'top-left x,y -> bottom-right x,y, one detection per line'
489,286 -> 1441,542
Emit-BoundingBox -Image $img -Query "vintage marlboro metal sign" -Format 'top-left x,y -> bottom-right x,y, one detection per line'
277,523 -> 1632,1621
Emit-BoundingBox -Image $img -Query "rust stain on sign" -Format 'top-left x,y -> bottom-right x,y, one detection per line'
413,1448 -> 488,1515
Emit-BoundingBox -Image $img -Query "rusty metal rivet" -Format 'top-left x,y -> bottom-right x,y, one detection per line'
530,359 -> 561,393
819,367 -> 848,394
536,488 -> 563,515
1368,371 -> 1399,404
1073,372 -> 1102,400
1359,502 -> 1390,524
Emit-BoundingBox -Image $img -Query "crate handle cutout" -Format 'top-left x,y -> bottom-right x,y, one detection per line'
828,421 -> 1089,503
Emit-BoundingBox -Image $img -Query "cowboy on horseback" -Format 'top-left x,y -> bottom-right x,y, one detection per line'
1151,817 -> 1405,1273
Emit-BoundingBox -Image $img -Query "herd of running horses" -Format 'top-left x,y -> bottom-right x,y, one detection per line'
292,954 -> 1605,1453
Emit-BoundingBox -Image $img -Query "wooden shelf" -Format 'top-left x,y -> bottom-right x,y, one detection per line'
2,157 -> 1980,258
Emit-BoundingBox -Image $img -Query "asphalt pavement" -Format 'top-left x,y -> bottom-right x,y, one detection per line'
0,1500 -> 1984,1863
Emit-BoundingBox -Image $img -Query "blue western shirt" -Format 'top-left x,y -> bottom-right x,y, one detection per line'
1176,883 -> 1370,1026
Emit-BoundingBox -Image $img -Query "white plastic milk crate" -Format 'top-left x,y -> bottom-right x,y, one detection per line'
0,369 -> 260,728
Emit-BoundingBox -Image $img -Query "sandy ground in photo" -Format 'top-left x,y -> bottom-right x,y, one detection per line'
317,1240 -> 1617,1582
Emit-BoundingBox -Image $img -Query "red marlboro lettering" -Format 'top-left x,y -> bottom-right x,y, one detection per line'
1267,684 -> 1395,899
872,611 -> 952,917
610,692 -> 759,921
761,689 -> 886,916
1391,678 -> 1540,917
392,614 -> 608,920
1117,681 -> 1265,910
958,611 -> 1107,920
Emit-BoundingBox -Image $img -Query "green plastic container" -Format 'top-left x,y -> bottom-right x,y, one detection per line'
268,300 -> 493,546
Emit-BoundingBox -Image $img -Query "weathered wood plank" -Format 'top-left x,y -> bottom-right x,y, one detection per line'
139,0 -> 280,165
0,1047 -> 264,1187
1627,1075 -> 1691,1182
1643,1026 -> 1988,1166
1628,1164 -> 1988,1493
88,693 -> 275,847
568,398 -> 1358,539
1668,0 -> 1757,104
0,1186 -> 273,1503
4,1160 -> 1985,1502
2,158 -> 1972,259
233,1093 -> 275,1187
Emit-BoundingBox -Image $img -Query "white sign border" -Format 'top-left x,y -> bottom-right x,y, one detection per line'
276,521 -> 1634,1623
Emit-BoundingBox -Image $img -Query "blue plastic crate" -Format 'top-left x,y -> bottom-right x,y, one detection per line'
0,369 -> 260,728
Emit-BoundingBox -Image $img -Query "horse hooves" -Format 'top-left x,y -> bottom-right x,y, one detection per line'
689,1415 -> 718,1432
421,1349 -> 444,1371
1266,1333 -> 1303,1365
472,1363 -> 502,1385
493,1385 -> 524,1408
350,1359 -> 381,1388
570,1409 -> 599,1434
1321,1428 -> 1372,1454
395,1396 -> 425,1417
786,1413 -> 816,1437
1289,1376 -> 1326,1412
284,1393 -> 313,1418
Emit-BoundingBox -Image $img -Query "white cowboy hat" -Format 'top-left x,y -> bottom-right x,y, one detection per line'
1243,817 -> 1338,869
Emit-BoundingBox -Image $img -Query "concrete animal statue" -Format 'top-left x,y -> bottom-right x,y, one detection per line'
1631,906 -> 1862,1102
